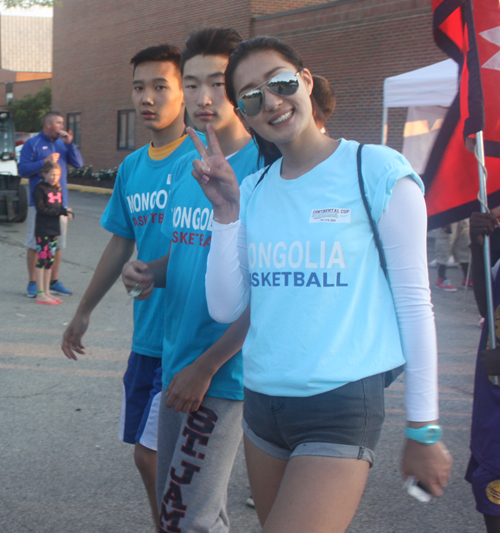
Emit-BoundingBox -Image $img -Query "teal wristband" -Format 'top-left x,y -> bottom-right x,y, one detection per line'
405,425 -> 442,445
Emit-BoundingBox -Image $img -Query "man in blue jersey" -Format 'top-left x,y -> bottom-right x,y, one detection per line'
121,28 -> 262,533
19,111 -> 84,297
61,44 -> 199,531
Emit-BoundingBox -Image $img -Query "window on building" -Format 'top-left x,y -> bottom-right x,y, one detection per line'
117,110 -> 135,151
67,112 -> 81,148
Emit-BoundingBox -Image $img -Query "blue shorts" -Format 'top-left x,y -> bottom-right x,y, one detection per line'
119,351 -> 162,451
466,455 -> 500,516
242,373 -> 385,465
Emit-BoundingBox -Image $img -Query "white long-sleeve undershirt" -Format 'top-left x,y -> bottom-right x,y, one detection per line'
206,177 -> 438,422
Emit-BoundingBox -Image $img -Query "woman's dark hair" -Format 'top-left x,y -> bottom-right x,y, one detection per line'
180,28 -> 242,74
225,36 -> 305,166
311,75 -> 335,130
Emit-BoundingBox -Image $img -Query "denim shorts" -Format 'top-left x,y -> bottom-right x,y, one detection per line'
243,373 -> 385,465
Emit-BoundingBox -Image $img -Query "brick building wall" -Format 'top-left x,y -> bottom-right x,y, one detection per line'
252,0 -> 447,152
251,0 -> 332,17
0,69 -> 51,83
15,72 -> 52,82
10,78 -> 50,102
0,78 -> 51,109
53,0 -> 447,169
52,0 -> 255,170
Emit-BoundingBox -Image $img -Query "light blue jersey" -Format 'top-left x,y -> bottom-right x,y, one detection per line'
161,139 -> 261,399
101,135 -> 203,358
239,139 -> 424,397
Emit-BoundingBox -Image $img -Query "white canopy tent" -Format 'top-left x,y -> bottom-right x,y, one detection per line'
382,59 -> 459,145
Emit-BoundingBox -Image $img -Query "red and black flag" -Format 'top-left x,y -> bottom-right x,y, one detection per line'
423,0 -> 500,230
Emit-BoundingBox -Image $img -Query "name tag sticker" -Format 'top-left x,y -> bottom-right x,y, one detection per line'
309,208 -> 351,223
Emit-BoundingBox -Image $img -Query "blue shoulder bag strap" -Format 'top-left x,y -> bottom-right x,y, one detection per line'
254,164 -> 271,189
357,144 -> 404,387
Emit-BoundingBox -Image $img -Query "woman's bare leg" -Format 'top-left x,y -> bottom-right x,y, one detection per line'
263,455 -> 370,533
243,435 -> 288,526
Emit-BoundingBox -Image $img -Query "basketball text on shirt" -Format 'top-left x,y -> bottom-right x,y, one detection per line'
170,204 -> 214,247
249,240 -> 347,288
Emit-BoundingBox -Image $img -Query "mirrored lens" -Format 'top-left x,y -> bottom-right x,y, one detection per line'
239,90 -> 263,117
267,72 -> 299,96
238,72 -> 299,117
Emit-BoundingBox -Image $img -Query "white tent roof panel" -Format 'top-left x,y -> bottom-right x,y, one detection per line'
383,59 -> 459,108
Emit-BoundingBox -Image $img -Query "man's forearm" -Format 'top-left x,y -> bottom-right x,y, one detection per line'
18,142 -> 42,177
67,143 -> 84,169
146,251 -> 171,288
196,306 -> 250,375
76,234 -> 135,316
19,161 -> 43,178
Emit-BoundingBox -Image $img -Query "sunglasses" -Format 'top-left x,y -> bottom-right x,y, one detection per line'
238,71 -> 300,118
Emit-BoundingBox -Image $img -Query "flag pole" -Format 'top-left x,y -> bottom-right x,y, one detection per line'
476,130 -> 499,384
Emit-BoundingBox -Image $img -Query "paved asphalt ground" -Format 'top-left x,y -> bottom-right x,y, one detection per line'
0,186 -> 486,532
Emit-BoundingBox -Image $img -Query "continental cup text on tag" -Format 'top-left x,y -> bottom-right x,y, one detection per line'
309,208 -> 351,223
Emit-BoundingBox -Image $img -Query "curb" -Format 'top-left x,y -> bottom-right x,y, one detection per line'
20,178 -> 113,195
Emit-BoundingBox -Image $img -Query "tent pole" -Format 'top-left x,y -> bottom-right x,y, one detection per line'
476,130 -> 499,384
381,107 -> 388,145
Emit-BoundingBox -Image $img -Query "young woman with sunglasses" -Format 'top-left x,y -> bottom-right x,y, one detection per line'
188,36 -> 452,532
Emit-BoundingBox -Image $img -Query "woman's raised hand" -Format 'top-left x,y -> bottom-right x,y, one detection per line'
187,124 -> 240,224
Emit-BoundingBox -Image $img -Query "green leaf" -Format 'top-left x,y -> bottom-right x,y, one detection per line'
1,1 -> 55,8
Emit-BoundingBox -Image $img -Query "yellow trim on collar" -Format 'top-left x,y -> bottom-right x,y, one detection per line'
148,135 -> 187,161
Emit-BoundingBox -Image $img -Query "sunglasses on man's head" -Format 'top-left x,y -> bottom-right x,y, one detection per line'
237,71 -> 300,118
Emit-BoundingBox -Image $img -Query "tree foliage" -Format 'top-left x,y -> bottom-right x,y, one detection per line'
1,1 -> 54,7
8,84 -> 51,132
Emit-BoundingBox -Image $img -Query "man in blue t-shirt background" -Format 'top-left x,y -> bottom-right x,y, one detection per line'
121,28 -> 261,533
61,44 -> 196,532
19,111 -> 84,298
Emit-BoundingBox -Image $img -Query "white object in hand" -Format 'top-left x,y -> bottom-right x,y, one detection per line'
404,476 -> 432,503
129,283 -> 143,298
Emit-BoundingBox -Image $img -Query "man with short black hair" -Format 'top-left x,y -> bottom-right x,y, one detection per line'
19,111 -> 83,297
61,43 -> 200,531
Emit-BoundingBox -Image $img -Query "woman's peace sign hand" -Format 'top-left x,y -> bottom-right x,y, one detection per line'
187,125 -> 240,224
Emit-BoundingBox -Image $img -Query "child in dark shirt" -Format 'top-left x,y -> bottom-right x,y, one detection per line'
33,161 -> 73,305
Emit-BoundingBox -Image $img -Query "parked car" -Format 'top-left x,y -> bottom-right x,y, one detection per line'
15,131 -> 37,145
